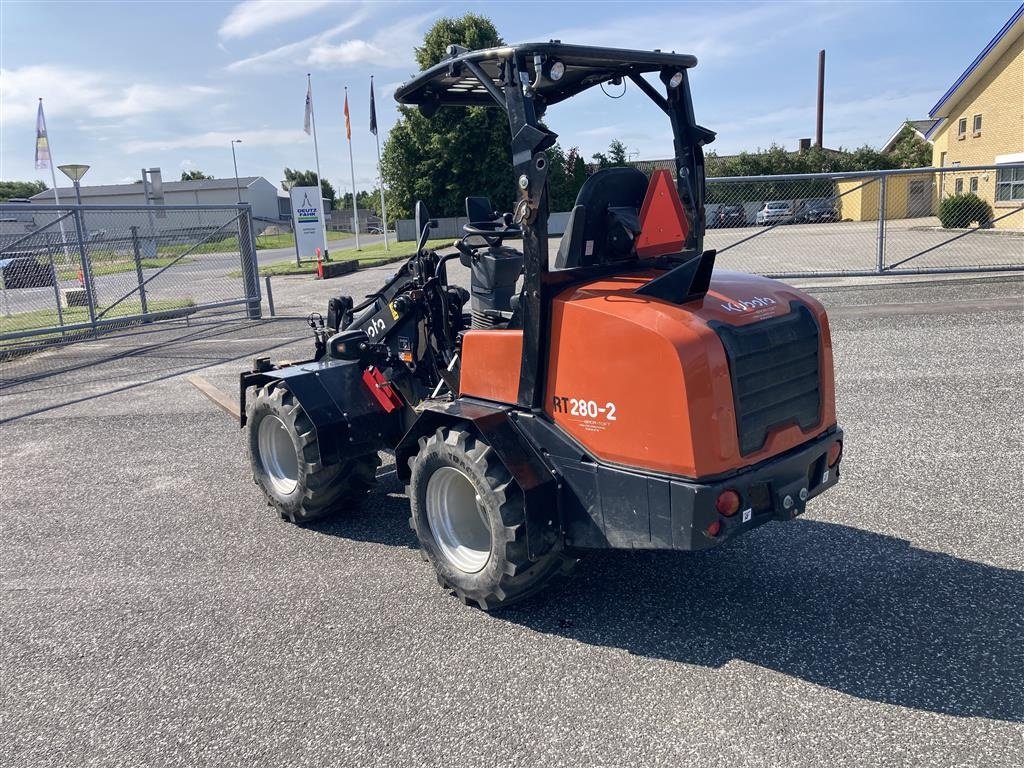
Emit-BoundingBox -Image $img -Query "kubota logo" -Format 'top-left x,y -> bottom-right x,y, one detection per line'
720,296 -> 778,313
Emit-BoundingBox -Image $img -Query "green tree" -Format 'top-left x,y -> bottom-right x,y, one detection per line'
547,145 -> 589,210
381,14 -> 511,218
282,168 -> 336,205
887,123 -> 934,169
608,139 -> 629,166
180,169 -> 213,180
0,179 -> 47,202
592,140 -> 630,170
337,189 -> 380,215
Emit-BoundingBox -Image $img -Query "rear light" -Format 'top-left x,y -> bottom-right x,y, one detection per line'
715,490 -> 741,517
827,441 -> 843,467
706,520 -> 722,537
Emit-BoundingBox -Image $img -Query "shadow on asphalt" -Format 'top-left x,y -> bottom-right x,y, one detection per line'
309,495 -> 1023,722
0,319 -> 307,424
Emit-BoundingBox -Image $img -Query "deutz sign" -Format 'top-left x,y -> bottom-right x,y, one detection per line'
290,186 -> 325,259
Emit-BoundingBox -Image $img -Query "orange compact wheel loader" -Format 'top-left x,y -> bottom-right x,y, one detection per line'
240,43 -> 844,610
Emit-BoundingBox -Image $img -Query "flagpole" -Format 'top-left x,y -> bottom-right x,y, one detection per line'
371,76 -> 389,251
344,87 -> 361,251
307,73 -> 330,261
37,99 -> 69,249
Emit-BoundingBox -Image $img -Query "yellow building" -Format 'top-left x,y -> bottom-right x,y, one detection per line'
928,5 -> 1024,228
836,173 -> 935,222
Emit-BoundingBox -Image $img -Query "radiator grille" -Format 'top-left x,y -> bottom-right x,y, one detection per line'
714,303 -> 821,455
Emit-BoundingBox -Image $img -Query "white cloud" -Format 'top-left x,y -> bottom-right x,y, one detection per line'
545,2 -> 853,69
0,65 -> 219,125
219,0 -> 332,39
225,13 -> 370,71
227,10 -> 434,72
123,128 -> 308,154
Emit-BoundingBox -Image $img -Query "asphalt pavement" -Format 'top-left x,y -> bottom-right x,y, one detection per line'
1,274 -> 1022,767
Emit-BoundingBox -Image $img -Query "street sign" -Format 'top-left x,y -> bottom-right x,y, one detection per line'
290,186 -> 325,260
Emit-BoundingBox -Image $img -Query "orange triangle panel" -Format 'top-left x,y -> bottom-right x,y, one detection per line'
636,169 -> 689,258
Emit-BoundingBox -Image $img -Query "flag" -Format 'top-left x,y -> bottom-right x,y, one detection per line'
369,77 -> 377,137
34,100 -> 51,170
304,80 -> 313,135
343,90 -> 352,141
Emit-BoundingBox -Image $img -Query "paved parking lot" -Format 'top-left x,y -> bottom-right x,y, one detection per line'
1,274 -> 1022,767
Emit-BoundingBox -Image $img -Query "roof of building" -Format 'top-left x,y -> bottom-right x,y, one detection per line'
881,119 -> 940,152
926,4 -> 1024,137
31,176 -> 265,201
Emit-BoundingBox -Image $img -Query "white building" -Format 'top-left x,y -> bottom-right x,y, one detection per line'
31,176 -> 286,223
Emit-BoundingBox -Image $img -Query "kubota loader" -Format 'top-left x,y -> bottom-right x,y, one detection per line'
240,43 -> 844,610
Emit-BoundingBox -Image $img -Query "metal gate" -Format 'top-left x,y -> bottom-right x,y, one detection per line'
0,203 -> 262,359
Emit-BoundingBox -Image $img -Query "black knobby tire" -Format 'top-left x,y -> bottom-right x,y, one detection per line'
408,426 -> 574,610
248,384 -> 380,524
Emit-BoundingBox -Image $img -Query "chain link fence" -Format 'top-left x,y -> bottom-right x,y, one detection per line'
0,203 -> 262,366
705,164 -> 1024,277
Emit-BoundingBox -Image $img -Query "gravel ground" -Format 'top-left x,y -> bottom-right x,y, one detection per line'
1,275 -> 1022,767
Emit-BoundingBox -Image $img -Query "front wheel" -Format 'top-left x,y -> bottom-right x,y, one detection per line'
248,384 -> 379,524
408,427 -> 574,610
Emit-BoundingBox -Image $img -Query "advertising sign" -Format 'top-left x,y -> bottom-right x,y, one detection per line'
290,186 -> 325,260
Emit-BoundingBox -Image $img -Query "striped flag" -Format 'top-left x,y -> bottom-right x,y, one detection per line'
34,100 -> 51,170
369,76 -> 377,137
343,91 -> 352,141
303,80 -> 313,135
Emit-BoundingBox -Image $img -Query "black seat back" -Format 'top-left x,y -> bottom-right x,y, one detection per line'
556,167 -> 648,269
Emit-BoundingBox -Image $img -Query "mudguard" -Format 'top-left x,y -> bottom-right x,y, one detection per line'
240,359 -> 400,465
395,397 -> 561,561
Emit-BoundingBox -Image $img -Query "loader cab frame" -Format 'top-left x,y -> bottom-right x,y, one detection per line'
394,42 -> 717,410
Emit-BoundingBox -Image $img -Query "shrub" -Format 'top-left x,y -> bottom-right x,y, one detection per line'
938,192 -> 992,228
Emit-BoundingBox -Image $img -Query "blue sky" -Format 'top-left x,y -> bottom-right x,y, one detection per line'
1,0 -> 1019,191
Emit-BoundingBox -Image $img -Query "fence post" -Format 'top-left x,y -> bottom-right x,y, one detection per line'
876,173 -> 888,274
264,275 -> 276,317
47,250 -> 65,333
130,225 -> 150,318
238,205 -> 262,320
71,206 -> 98,327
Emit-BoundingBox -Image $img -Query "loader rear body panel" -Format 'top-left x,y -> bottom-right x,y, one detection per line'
542,269 -> 837,479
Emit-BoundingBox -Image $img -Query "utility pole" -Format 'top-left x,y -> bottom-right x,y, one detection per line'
815,50 -> 825,148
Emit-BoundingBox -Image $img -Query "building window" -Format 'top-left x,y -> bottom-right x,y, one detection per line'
995,166 -> 1024,201
958,117 -> 967,138
955,178 -> 964,194
969,177 -> 978,193
973,114 -> 982,135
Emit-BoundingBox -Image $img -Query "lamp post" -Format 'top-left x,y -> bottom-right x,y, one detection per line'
57,163 -> 96,322
230,139 -> 243,203
58,163 -> 90,204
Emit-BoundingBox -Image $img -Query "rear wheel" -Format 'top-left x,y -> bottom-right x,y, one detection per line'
408,426 -> 574,610
248,384 -> 379,523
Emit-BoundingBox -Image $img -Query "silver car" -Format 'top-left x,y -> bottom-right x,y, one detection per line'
756,200 -> 794,225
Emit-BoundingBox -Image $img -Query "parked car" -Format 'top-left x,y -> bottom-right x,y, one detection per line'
755,200 -> 794,226
712,203 -> 746,227
795,198 -> 840,224
0,255 -> 57,289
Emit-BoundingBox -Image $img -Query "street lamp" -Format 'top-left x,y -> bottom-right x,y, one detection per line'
58,164 -> 90,204
230,140 -> 242,203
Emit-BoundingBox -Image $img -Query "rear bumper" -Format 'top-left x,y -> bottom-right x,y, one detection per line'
524,416 -> 843,552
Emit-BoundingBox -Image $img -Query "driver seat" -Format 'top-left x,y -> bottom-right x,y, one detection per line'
555,167 -> 649,270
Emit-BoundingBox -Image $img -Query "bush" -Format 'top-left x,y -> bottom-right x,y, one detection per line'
938,192 -> 992,228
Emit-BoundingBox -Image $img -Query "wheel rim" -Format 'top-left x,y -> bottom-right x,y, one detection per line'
426,466 -> 492,573
258,414 -> 299,496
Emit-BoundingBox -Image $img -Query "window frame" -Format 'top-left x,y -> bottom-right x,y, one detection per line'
969,176 -> 978,193
995,166 -> 1024,202
957,117 -> 968,139
954,177 -> 964,194
972,113 -> 982,135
